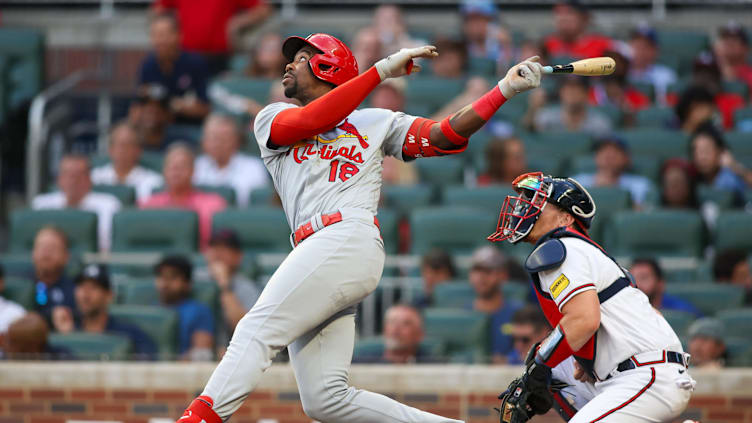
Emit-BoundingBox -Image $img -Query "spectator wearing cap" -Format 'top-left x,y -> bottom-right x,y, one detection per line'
460,0 -> 513,67
627,24 -> 678,106
202,229 -> 260,352
675,86 -> 717,135
154,255 -> 214,360
478,136 -> 527,186
543,0 -> 613,60
688,317 -> 727,368
152,0 -> 272,77
1,313 -> 71,360
414,249 -> 457,310
506,305 -> 550,365
467,246 -> 523,364
630,258 -> 702,317
193,114 -> 269,207
128,84 -> 175,151
572,136 -> 653,206
690,122 -> 747,199
54,264 -> 157,359
533,76 -> 612,136
91,121 -> 164,202
29,227 -> 77,331
0,265 -> 25,345
714,22 -> 752,94
714,250 -> 752,305
140,13 -> 209,124
141,143 -> 227,250
32,154 -> 121,251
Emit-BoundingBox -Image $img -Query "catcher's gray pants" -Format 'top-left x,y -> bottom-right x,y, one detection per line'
201,211 -> 464,423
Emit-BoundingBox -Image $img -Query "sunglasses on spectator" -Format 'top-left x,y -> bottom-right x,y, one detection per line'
512,335 -> 532,344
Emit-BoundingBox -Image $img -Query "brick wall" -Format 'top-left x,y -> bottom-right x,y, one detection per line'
0,363 -> 750,423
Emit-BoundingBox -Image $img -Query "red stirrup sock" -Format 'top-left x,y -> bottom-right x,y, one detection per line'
177,396 -> 221,423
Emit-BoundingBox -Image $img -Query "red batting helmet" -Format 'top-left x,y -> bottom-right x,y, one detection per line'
282,33 -> 359,86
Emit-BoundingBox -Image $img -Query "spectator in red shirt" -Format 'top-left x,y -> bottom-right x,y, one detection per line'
152,0 -> 272,76
544,0 -> 612,60
140,143 -> 227,250
589,51 -> 651,125
714,22 -> 752,95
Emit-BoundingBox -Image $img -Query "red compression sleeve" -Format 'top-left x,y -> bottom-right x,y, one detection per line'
269,67 -> 382,146
471,85 -> 507,121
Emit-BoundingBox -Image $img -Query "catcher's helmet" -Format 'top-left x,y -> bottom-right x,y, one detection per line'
488,172 -> 596,244
282,33 -> 359,86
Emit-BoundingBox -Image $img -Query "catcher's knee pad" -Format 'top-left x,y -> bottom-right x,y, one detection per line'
178,395 -> 221,423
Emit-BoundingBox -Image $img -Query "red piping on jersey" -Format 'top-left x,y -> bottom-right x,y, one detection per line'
269,67 -> 381,146
553,390 -> 577,419
589,367 -> 656,422
631,350 -> 666,366
556,283 -> 596,307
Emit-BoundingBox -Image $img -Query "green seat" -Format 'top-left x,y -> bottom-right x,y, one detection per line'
605,210 -> 704,258
636,106 -> 676,128
210,77 -> 272,104
3,277 -> 34,309
415,156 -> 464,186
10,209 -> 98,253
376,208 -> 399,254
729,344 -> 752,367
109,304 -> 178,359
211,207 -> 291,255
528,132 -> 591,157
442,185 -> 513,213
353,337 -> 446,362
697,186 -> 736,209
249,186 -> 277,206
468,58 -> 497,78
665,283 -> 744,316
0,254 -> 34,278
657,30 -> 708,70
464,131 -> 494,160
502,283 -> 529,302
631,82 -> 655,103
140,151 -> 165,173
0,28 -> 44,109
410,207 -> 498,255
405,78 -> 466,115
660,309 -> 695,339
382,184 -> 434,215
725,132 -> 752,156
619,129 -> 688,158
93,184 -> 136,206
722,80 -> 749,99
733,107 -> 752,131
423,308 -> 488,363
195,184 -> 236,206
716,309 -> 752,339
586,187 -> 632,243
725,337 -> 752,365
433,282 -> 475,308
48,333 -> 132,361
715,211 -> 752,253
527,156 -> 565,176
112,209 -> 198,253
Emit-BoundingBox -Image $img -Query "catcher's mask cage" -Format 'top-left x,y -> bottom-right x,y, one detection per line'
488,172 -> 596,244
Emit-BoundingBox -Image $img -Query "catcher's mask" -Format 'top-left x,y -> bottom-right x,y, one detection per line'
488,172 -> 596,244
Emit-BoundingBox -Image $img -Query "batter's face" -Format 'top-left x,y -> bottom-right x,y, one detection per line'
282,46 -> 333,104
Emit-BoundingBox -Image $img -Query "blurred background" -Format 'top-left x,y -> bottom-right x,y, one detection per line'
0,0 -> 750,422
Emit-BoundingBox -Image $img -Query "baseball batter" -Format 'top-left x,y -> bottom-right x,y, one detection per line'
177,33 -> 543,423
491,172 -> 696,422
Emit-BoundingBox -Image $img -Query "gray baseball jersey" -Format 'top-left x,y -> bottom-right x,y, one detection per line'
254,102 -> 418,230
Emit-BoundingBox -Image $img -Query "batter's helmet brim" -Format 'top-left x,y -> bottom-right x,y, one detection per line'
282,36 -> 322,62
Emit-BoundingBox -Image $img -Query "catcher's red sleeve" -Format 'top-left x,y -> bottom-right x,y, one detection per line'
269,67 -> 382,146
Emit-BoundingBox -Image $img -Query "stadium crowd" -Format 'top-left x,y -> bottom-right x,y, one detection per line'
1,0 -> 751,368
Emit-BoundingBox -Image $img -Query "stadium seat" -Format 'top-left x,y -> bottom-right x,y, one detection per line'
433,282 -> 474,308
635,106 -> 676,128
527,156 -> 565,176
194,185 -> 236,206
619,129 -> 688,158
409,207 -> 498,255
376,208 -> 399,254
415,156 -> 464,186
630,154 -> 662,183
249,186 -> 276,206
381,184 -> 434,215
352,337 -> 446,362
10,209 -> 98,253
464,130 -> 493,160
726,337 -> 752,366
405,77 -> 466,114
442,186 -> 514,213
714,211 -> 752,253
210,77 -> 272,105
734,107 -> 752,132
660,309 -> 695,339
93,184 -> 136,206
3,277 -> 34,309
604,210 -> 704,258
528,132 -> 591,157
725,132 -> 752,156
722,80 -> 749,100
109,305 -> 179,359
0,28 -> 44,109
468,58 -> 497,78
585,187 -> 632,242
656,30 -> 708,70
664,283 -> 744,316
140,151 -> 165,173
716,309 -> 752,339
111,209 -> 199,253
697,186 -> 736,209
0,254 -> 34,278
631,82 -> 655,103
422,308 -> 488,363
48,333 -> 131,361
502,283 -> 530,302
211,207 -> 291,255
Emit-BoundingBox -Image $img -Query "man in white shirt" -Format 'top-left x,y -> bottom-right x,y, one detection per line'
193,114 -> 269,207
627,25 -> 677,106
91,121 -> 164,202
0,265 -> 25,341
32,154 -> 121,251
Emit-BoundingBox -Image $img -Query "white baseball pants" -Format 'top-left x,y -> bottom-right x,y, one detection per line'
201,209 -> 464,423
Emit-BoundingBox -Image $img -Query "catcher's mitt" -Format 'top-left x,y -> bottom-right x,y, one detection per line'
497,377 -> 569,423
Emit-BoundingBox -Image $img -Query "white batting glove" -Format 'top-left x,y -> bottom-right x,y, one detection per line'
374,45 -> 438,80
498,56 -> 543,99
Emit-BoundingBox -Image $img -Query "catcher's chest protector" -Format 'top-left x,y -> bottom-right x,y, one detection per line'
525,227 -> 633,380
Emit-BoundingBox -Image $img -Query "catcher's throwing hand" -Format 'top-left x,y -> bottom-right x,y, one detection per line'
499,56 -> 543,99
374,45 -> 439,80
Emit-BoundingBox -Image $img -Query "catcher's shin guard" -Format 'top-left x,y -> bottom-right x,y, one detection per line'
178,396 -> 221,423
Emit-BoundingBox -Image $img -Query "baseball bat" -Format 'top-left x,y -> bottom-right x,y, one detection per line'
541,57 -> 616,76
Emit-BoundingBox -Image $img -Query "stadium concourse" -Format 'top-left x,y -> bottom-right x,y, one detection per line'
0,0 -> 751,422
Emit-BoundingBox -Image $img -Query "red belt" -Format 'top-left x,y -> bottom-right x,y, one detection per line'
293,211 -> 380,246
